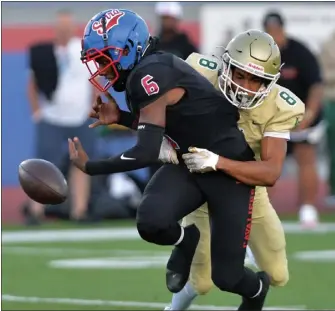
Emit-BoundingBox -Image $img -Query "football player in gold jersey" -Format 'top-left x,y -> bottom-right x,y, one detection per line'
165,29 -> 305,310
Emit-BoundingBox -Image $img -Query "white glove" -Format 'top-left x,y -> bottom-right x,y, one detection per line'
158,136 -> 179,164
182,147 -> 219,173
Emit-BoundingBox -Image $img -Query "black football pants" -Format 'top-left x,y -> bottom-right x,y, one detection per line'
136,164 -> 260,297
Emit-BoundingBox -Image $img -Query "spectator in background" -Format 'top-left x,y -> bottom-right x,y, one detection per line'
263,11 -> 324,227
155,1 -> 198,60
320,30 -> 335,207
26,9 -> 96,224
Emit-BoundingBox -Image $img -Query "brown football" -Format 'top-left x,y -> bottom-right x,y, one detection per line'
18,159 -> 68,205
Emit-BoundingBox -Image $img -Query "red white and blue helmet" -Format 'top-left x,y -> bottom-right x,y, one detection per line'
81,9 -> 151,92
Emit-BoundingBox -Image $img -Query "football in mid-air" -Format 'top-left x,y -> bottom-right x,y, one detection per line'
18,159 -> 68,205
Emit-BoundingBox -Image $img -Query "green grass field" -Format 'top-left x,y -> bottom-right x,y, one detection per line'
2,220 -> 335,310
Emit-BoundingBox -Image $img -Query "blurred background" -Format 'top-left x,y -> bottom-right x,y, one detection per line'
2,1 -> 335,310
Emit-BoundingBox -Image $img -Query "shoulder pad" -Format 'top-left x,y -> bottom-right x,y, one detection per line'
185,53 -> 222,88
265,85 -> 305,133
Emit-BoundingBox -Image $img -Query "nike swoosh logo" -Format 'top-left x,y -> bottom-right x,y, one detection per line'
120,154 -> 136,160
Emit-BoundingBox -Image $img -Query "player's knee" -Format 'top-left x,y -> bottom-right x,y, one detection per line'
268,266 -> 289,287
136,216 -> 174,245
136,201 -> 171,244
136,221 -> 158,243
136,215 -> 172,244
136,206 -> 166,243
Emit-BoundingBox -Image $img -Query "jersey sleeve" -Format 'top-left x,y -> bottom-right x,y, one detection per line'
264,87 -> 305,139
185,53 -> 222,89
127,63 -> 184,110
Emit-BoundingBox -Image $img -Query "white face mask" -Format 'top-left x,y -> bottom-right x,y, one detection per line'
218,53 -> 281,110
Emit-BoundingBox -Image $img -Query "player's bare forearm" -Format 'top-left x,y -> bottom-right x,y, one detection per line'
216,137 -> 287,186
216,157 -> 279,186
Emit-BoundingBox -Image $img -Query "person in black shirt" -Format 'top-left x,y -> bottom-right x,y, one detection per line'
154,2 -> 198,60
263,11 -> 324,228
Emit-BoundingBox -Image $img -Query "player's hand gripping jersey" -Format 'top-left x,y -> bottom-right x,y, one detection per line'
182,51 -> 304,293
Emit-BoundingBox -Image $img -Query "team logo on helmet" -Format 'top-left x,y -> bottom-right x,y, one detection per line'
92,10 -> 125,36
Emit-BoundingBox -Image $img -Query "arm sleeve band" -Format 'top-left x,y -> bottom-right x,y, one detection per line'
85,123 -> 164,175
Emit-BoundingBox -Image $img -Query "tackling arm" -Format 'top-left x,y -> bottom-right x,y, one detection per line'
215,89 -> 305,185
215,137 -> 287,186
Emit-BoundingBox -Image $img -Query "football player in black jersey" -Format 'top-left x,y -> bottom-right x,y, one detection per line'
68,9 -> 270,310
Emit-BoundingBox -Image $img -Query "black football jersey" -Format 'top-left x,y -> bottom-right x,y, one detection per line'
125,52 -> 254,161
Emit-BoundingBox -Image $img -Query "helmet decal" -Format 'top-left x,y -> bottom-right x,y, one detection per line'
92,10 -> 125,36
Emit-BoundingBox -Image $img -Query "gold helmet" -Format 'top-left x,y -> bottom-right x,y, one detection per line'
219,29 -> 282,109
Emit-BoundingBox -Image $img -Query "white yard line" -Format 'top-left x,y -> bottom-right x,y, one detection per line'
2,227 -> 139,244
2,246 -> 168,257
282,222 -> 335,233
2,222 -> 335,244
294,250 -> 335,262
1,294 -> 305,310
4,246 -> 335,265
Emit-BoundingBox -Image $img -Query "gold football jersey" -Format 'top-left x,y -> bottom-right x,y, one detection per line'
186,53 -> 305,210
